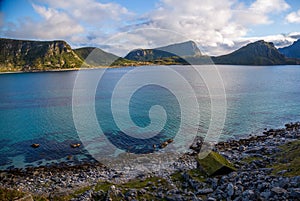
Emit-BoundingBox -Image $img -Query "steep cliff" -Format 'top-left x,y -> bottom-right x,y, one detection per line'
0,38 -> 83,71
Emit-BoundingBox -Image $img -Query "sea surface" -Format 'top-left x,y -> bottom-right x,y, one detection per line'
1,65 -> 300,170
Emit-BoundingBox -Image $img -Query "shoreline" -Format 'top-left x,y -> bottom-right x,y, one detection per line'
1,64 -> 300,75
1,122 -> 300,200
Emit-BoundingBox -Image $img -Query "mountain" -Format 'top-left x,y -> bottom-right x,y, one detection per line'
124,40 -> 300,65
0,38 -> 83,71
74,47 -> 148,67
213,40 -> 287,65
124,41 -> 201,62
279,39 -> 300,59
74,47 -> 119,66
125,49 -> 177,62
1,38 -> 300,72
156,41 -> 202,57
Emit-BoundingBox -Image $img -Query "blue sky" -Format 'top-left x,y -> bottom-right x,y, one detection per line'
1,0 -> 300,56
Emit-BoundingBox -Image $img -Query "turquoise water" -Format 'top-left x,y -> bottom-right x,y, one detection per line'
0,65 -> 300,169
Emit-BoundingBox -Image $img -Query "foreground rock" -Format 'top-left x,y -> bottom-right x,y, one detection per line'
197,151 -> 236,176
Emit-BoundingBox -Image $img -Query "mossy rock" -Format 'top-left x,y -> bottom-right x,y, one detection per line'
197,151 -> 236,176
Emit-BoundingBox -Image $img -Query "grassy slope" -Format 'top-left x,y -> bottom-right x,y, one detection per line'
270,140 -> 300,177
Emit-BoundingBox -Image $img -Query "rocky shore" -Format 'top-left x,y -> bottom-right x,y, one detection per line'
1,122 -> 300,201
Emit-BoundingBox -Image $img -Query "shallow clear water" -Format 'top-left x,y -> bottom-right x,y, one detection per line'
0,65 -> 300,170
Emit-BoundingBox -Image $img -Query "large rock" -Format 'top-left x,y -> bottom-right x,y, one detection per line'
196,151 -> 236,176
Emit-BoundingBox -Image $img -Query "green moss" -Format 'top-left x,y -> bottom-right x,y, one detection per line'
0,187 -> 49,201
241,156 -> 264,163
121,176 -> 167,189
269,140 -> 300,177
94,177 -> 168,201
32,195 -> 49,201
49,186 -> 92,201
171,171 -> 185,182
187,169 -> 207,182
0,187 -> 26,200
94,181 -> 112,192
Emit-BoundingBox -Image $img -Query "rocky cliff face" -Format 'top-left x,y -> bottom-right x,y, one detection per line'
0,38 -> 83,71
156,41 -> 202,57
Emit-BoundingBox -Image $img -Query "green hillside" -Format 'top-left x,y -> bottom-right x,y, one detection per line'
213,40 -> 287,65
0,38 -> 83,72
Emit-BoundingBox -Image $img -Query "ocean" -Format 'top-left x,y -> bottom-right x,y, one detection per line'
1,65 -> 300,170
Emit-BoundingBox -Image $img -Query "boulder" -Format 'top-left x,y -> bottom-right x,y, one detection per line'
196,151 -> 236,176
190,136 -> 204,152
271,187 -> 287,195
290,188 -> 300,198
30,143 -> 40,148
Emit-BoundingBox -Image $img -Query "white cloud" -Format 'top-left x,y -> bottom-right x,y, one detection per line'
250,0 -> 289,13
122,0 -> 247,54
114,0 -> 291,56
232,0 -> 290,25
1,0 -> 294,56
31,4 -> 84,38
286,9 -> 300,23
35,0 -> 133,25
1,5 -> 84,40
1,0 -> 132,41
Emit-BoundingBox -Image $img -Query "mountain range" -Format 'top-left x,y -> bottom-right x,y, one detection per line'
0,38 -> 300,72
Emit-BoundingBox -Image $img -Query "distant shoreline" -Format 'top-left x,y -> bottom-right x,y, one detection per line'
1,64 -> 300,75
0,66 -> 125,75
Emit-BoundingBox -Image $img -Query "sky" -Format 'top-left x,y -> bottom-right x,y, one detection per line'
1,0 -> 300,56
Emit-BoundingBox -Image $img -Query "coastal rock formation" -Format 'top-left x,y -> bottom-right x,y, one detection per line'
0,38 -> 83,71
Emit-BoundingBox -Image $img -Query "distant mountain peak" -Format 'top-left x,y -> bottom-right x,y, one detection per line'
279,38 -> 300,59
155,40 -> 202,57
213,40 -> 287,65
124,40 -> 201,62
